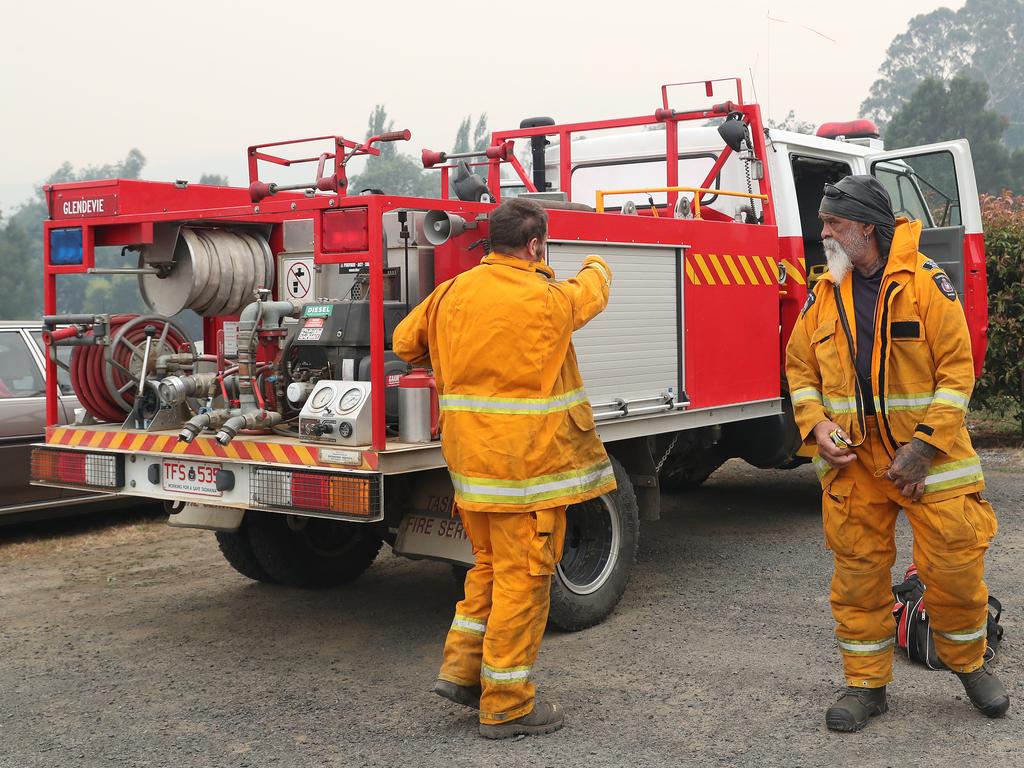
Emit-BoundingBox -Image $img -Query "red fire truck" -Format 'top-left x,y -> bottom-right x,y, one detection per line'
31,79 -> 987,629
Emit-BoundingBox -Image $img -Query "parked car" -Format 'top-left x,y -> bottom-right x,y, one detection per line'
0,321 -> 127,524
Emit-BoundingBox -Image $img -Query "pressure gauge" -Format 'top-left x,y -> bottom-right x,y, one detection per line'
310,384 -> 336,411
339,387 -> 363,413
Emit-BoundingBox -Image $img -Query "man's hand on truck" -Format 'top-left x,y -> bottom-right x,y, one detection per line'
812,420 -> 857,468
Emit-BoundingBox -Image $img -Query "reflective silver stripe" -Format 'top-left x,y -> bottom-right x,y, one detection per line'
924,457 -> 984,493
791,387 -> 822,404
878,392 -> 935,411
823,395 -> 857,413
836,636 -> 895,655
586,261 -> 611,285
933,387 -> 970,412
450,460 -> 614,505
937,625 -> 987,643
451,615 -> 486,636
813,455 -> 831,480
481,663 -> 531,684
440,388 -> 588,415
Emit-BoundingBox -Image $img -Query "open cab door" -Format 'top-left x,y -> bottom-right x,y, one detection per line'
865,140 -> 987,376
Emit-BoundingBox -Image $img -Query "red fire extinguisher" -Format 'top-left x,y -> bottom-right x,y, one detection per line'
398,368 -> 439,442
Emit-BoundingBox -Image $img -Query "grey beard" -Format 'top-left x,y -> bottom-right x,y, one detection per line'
823,238 -> 853,283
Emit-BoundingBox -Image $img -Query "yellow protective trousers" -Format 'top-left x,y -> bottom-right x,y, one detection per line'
438,506 -> 567,725
824,420 -> 997,688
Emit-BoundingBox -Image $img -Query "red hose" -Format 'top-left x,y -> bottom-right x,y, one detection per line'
69,315 -> 189,423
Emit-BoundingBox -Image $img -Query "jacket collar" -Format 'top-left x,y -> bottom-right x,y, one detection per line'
817,217 -> 921,286
481,251 -> 554,279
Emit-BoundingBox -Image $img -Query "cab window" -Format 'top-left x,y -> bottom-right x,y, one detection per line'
872,151 -> 960,227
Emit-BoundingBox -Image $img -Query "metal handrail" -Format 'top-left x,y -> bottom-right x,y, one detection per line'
595,186 -> 768,219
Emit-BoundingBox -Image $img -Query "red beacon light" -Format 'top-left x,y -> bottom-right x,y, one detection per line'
816,120 -> 880,140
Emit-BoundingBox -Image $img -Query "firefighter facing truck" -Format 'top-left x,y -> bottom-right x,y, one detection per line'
394,197 -> 615,738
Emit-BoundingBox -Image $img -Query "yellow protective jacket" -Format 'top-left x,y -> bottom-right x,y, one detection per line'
392,251 -> 617,513
785,219 -> 983,502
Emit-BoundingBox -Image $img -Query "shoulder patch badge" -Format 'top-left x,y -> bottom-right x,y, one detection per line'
801,289 -> 816,317
933,272 -> 957,301
921,259 -> 939,270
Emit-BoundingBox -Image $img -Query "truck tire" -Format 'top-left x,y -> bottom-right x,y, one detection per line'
215,521 -> 278,584
244,510 -> 384,589
549,457 -> 638,631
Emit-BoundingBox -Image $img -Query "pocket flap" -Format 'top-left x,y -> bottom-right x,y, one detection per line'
568,402 -> 596,431
827,475 -> 854,498
811,320 -> 836,344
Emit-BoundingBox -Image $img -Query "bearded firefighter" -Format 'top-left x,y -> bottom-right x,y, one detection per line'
785,174 -> 1008,731
393,196 -> 615,739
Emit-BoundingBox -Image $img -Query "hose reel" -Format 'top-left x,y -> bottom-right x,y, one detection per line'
139,227 -> 274,317
67,314 -> 193,422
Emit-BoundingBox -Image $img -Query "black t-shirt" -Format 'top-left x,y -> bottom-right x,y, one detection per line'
851,265 -> 885,415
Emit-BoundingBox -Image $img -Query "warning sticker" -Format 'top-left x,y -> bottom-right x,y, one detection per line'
304,317 -> 324,328
285,258 -> 314,301
298,326 -> 324,341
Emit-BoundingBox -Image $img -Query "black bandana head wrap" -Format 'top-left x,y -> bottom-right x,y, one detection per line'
819,174 -> 897,257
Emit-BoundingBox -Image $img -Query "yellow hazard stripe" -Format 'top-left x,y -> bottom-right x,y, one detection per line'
684,253 -> 780,286
738,254 -> 760,284
752,256 -> 773,285
783,260 -> 807,285
684,261 -> 700,285
693,253 -> 716,284
722,254 -> 745,285
708,254 -> 731,285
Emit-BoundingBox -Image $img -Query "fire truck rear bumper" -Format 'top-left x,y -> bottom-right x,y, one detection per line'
30,446 -> 384,524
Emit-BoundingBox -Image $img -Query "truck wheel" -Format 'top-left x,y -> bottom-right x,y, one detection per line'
215,520 -> 278,584
549,457 -> 638,631
244,511 -> 384,589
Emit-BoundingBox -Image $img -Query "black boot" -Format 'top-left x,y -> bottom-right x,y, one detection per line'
825,686 -> 888,732
956,665 -> 1010,718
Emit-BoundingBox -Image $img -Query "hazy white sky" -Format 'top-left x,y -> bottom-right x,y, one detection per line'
1,0 -> 962,214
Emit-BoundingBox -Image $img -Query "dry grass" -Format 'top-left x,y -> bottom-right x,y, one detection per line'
0,509 -> 167,562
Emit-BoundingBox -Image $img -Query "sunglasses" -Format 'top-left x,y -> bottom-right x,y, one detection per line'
823,182 -> 871,208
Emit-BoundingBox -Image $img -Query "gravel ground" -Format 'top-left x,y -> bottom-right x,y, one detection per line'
1,454 -> 1022,768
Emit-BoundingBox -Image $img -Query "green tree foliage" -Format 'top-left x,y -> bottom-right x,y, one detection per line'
0,149 -> 149,320
862,0 -> 1024,147
347,104 -> 436,197
198,173 -> 229,186
453,114 -> 489,153
884,75 -> 1020,194
973,193 -> 1024,433
0,210 -> 40,319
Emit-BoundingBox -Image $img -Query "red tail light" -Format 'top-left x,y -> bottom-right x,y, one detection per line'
31,448 -> 124,488
321,208 -> 369,253
251,467 -> 380,520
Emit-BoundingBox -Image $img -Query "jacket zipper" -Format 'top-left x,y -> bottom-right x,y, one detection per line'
876,281 -> 902,457
832,284 -> 867,445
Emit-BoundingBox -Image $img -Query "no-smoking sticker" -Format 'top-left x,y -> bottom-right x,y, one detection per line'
285,258 -> 314,300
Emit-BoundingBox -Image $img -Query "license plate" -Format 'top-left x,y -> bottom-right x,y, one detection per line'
162,459 -> 222,497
